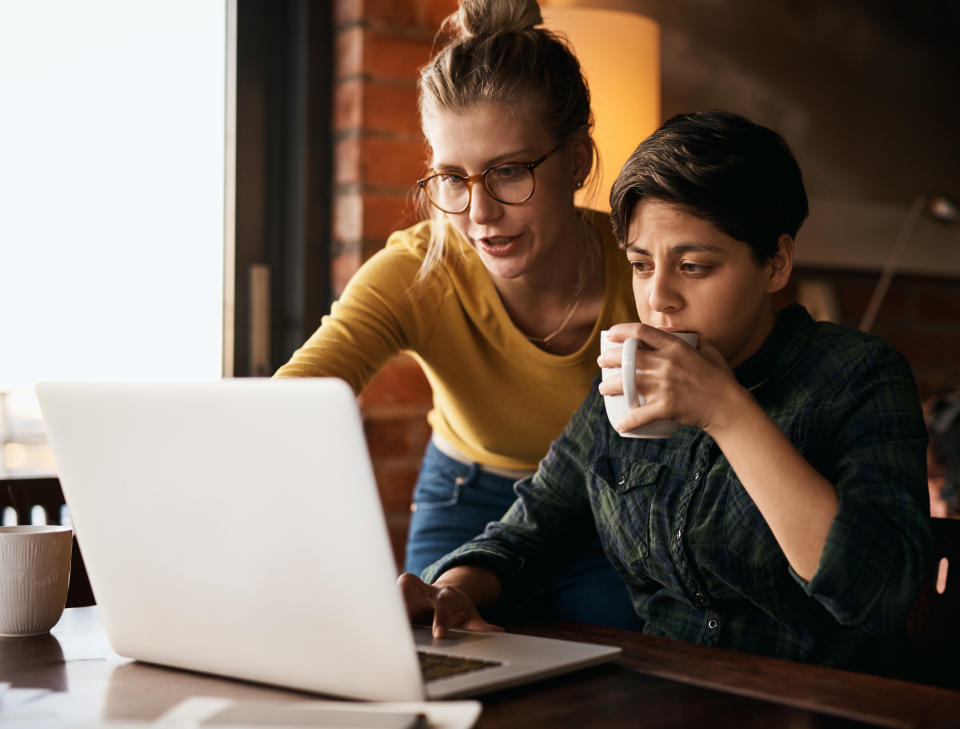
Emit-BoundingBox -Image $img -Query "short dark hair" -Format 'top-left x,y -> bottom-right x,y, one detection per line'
609,110 -> 808,264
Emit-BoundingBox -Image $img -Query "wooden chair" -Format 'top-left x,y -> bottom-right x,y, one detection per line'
905,516 -> 960,689
0,476 -> 96,607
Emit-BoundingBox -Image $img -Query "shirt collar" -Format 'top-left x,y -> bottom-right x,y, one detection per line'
733,303 -> 816,391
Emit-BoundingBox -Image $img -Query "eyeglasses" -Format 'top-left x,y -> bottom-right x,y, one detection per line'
417,144 -> 563,214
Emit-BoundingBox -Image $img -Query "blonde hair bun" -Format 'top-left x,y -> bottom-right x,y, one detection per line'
455,0 -> 542,38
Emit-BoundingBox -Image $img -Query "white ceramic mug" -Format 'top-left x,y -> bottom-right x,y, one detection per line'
600,329 -> 699,438
0,525 -> 73,637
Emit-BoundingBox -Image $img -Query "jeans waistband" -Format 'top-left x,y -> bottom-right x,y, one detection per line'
430,433 -> 536,481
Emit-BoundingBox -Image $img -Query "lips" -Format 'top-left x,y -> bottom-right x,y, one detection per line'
476,234 -> 520,257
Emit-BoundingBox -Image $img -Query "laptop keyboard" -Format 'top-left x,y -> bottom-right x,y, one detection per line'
417,650 -> 502,681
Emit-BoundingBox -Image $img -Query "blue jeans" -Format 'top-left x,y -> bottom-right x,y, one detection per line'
404,441 -> 644,630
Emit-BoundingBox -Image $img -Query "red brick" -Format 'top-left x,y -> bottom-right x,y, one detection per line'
334,79 -> 421,137
362,191 -> 419,240
333,191 -> 363,242
334,0 -> 363,27
337,135 -> 427,190
363,81 -> 421,136
364,415 -> 431,460
331,251 -> 363,296
334,1 -> 454,39
335,136 -> 362,186
364,30 -> 433,81
359,354 -> 433,413
373,464 -> 421,513
334,189 -> 418,245
384,512 -> 412,570
333,79 -> 363,132
360,136 -> 429,188
359,0 -> 423,27
425,0 -> 458,29
358,236 -> 389,261
344,0 -> 454,31
335,26 -> 363,79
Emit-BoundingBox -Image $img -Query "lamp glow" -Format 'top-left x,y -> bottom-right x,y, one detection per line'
541,6 -> 661,212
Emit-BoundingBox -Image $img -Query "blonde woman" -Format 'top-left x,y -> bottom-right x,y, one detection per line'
276,0 -> 641,628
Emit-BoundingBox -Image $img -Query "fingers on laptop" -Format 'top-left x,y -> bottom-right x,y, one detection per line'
396,573 -> 503,638
432,585 -> 503,638
398,572 -> 438,623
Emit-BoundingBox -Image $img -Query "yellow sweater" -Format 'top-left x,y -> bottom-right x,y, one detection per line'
275,210 -> 636,471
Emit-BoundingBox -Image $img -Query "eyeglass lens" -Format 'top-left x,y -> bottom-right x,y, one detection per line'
425,162 -> 534,213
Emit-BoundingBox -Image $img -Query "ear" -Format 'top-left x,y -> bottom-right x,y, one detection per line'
765,234 -> 794,294
568,130 -> 594,189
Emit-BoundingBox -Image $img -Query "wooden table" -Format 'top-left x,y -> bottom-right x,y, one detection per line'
3,607 -> 960,728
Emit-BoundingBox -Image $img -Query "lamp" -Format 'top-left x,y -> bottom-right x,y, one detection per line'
858,194 -> 960,332
541,6 -> 660,212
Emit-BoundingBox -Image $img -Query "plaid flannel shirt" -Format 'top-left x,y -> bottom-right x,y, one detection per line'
425,304 -> 931,670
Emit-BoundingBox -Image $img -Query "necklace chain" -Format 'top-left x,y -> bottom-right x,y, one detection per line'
526,287 -> 585,348
523,212 -> 599,350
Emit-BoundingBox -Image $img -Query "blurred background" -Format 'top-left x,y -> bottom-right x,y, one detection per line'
2,0 -> 958,558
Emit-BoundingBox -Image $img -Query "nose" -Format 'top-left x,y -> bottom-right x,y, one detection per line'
467,180 -> 503,225
647,269 -> 682,313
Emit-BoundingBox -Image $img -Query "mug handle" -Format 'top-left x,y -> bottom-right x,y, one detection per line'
621,338 -> 644,408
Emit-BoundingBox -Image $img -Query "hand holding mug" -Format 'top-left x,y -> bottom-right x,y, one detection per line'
599,326 -> 699,438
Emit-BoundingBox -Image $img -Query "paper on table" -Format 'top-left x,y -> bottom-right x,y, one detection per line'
154,696 -> 482,729
0,681 -> 51,711
0,694 -> 481,729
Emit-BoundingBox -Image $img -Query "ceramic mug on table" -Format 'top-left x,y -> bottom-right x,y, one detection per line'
0,525 -> 73,637
600,329 -> 699,438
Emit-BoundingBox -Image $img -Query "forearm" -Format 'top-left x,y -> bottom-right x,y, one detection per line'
273,308 -> 398,389
274,246 -> 420,385
707,385 -> 839,581
433,565 -> 503,611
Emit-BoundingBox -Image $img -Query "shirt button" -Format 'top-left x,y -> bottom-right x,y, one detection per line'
695,592 -> 706,605
693,471 -> 702,480
707,618 -> 719,630
675,529 -> 683,541
617,475 -> 626,486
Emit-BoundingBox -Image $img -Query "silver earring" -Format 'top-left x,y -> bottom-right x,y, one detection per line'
574,180 -> 583,190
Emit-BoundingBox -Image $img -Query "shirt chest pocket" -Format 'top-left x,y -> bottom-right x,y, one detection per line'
590,460 -> 665,568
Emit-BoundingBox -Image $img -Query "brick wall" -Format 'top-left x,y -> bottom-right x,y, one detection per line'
333,0 -> 457,567
331,1 -> 960,569
787,270 -> 960,401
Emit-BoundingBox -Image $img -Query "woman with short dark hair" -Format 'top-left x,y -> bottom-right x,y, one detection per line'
400,111 -> 931,675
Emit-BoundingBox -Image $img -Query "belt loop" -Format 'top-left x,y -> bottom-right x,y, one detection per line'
457,462 -> 480,488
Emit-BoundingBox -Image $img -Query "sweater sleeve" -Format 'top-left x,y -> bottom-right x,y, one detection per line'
274,226 -> 441,393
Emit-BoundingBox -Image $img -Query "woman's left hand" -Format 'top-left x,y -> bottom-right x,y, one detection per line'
597,322 -> 740,433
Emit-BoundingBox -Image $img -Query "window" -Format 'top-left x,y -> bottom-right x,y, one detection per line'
0,1 -> 227,474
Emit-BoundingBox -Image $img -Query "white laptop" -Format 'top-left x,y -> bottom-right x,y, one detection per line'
35,378 -> 621,701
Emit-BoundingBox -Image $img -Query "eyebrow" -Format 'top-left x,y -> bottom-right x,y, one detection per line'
432,149 -> 535,172
626,242 -> 726,256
